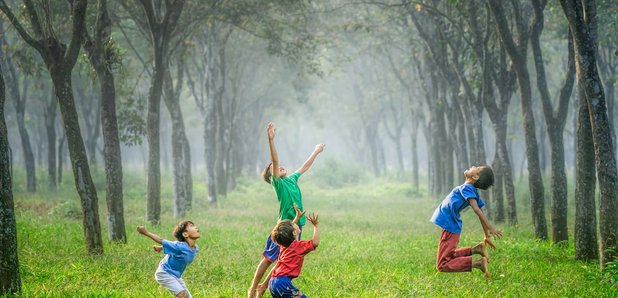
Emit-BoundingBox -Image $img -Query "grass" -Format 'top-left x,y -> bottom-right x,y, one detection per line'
9,168 -> 618,297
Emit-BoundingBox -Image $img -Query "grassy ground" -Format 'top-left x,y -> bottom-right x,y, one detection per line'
10,169 -> 618,297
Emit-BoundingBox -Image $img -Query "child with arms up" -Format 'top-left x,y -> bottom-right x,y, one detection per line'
137,221 -> 200,298
269,211 -> 320,298
430,165 -> 502,278
248,122 -> 324,298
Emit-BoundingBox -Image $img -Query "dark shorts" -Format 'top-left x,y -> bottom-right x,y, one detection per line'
269,276 -> 306,298
262,225 -> 303,262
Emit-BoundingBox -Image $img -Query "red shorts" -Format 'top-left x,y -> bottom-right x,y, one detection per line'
436,229 -> 472,272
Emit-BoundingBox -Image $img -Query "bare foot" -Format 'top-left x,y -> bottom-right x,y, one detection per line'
247,287 -> 256,298
256,283 -> 267,298
473,241 -> 489,262
480,257 -> 490,279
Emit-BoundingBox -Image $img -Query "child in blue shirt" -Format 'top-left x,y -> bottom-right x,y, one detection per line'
430,165 -> 502,278
138,220 -> 200,298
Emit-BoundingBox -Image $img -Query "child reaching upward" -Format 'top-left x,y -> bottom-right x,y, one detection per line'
430,165 -> 502,278
137,221 -> 200,298
248,122 -> 324,298
269,212 -> 320,298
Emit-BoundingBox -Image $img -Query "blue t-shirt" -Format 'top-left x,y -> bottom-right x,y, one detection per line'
430,183 -> 486,234
159,240 -> 199,278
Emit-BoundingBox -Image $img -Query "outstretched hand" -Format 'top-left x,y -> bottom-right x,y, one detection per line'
267,122 -> 276,140
314,144 -> 325,154
137,225 -> 148,235
294,203 -> 306,219
307,213 -> 319,226
485,228 -> 503,250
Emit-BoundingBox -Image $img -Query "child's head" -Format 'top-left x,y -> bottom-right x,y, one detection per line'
271,219 -> 299,247
465,165 -> 494,190
262,162 -> 287,184
173,220 -> 200,242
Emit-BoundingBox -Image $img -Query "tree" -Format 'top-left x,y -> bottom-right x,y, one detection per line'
0,19 -> 36,193
0,0 -> 104,254
530,0 -> 575,244
560,0 -> 618,266
83,0 -> 126,242
119,0 -> 187,223
0,60 -> 21,297
488,0 -> 548,240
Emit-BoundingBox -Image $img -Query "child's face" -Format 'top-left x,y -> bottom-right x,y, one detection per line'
271,164 -> 287,178
183,223 -> 200,240
464,166 -> 481,180
292,223 -> 300,239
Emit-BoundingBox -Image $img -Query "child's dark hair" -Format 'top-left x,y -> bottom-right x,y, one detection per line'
262,162 -> 273,184
271,220 -> 296,247
173,220 -> 194,242
473,165 -> 494,190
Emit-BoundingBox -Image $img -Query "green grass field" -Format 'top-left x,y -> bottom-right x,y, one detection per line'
10,169 -> 618,297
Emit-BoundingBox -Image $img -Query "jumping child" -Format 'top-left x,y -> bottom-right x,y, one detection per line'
248,122 -> 324,298
269,212 -> 320,298
430,165 -> 502,278
137,221 -> 200,298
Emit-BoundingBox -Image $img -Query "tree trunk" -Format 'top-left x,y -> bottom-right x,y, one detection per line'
45,90 -> 57,191
0,59 -> 21,297
488,0 -> 547,240
53,73 -> 104,254
531,0 -> 574,244
561,0 -> 618,266
574,94 -> 598,261
163,66 -> 191,218
0,35 -> 36,193
0,0 -> 104,254
204,26 -> 219,204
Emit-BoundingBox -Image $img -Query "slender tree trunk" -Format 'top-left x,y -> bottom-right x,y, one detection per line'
0,60 -> 21,297
488,0 -> 547,239
163,68 -> 191,218
531,0 -> 574,244
574,94 -> 598,261
53,73 -> 104,254
0,36 -> 36,192
45,90 -> 57,190
146,42 -> 163,224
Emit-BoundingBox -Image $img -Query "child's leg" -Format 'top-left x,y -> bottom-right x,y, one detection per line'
472,256 -> 490,278
249,235 -> 279,298
471,241 -> 489,260
155,269 -> 191,298
436,230 -> 472,272
248,257 -> 272,298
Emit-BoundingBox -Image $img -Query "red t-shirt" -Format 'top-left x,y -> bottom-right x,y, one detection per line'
271,240 -> 315,278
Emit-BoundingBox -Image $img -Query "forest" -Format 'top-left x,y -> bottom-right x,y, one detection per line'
0,0 -> 617,297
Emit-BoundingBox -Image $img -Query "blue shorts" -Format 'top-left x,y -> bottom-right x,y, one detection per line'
263,225 -> 303,262
269,276 -> 306,298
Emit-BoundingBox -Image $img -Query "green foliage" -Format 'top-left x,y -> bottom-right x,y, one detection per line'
117,95 -> 146,146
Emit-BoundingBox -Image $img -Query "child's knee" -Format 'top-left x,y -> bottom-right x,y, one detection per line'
175,290 -> 188,298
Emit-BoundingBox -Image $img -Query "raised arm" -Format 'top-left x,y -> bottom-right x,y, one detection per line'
469,198 -> 502,249
306,213 -> 320,248
292,203 -> 306,227
297,144 -> 325,174
137,226 -> 163,244
267,122 -> 280,179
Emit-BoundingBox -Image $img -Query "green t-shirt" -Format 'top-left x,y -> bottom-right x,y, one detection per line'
271,172 -> 305,226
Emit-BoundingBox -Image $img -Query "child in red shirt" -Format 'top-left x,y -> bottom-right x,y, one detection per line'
268,212 -> 320,298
